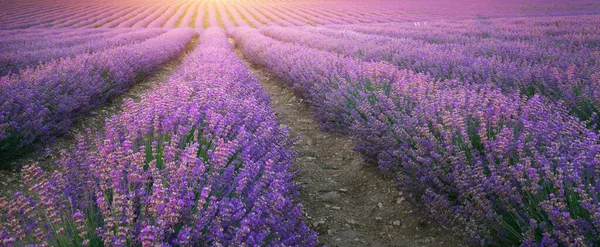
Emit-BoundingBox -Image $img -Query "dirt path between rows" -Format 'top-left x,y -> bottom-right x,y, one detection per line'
235,48 -> 460,247
0,39 -> 198,198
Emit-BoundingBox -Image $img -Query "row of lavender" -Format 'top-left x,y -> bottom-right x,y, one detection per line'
0,27 -> 317,246
0,0 -> 411,30
0,28 -> 166,76
327,16 -> 600,45
261,16 -> 600,127
0,29 -> 194,164
0,29 -> 112,52
231,27 -> 600,246
5,0 -> 600,30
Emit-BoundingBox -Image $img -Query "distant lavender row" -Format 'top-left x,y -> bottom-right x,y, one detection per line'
115,5 -> 162,28
206,1 -> 219,29
216,1 -> 234,30
236,4 -> 275,27
0,29 -> 166,76
270,5 -> 311,26
0,27 -> 317,247
162,3 -> 189,28
328,16 -> 600,45
0,28 -> 106,47
325,16 -> 600,62
68,5 -> 132,28
176,1 -> 198,28
260,21 -> 600,127
147,4 -> 179,28
0,29 -> 195,163
18,6 -> 102,29
232,28 -> 600,246
224,2 -> 252,28
44,5 -> 113,28
193,0 -> 208,28
256,4 -> 302,27
78,5 -> 137,28
101,5 -> 153,28
131,5 -> 169,28
0,5 -> 90,29
3,1 -> 600,29
0,29 -> 125,53
281,5 -> 338,25
231,3 -> 265,28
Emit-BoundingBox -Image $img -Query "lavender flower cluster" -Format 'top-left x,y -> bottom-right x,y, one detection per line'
260,17 -> 600,127
0,29 -> 194,164
0,28 -> 166,76
231,27 -> 600,246
0,27 -> 317,247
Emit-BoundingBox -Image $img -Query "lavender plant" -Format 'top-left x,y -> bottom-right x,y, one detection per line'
0,28 -> 108,52
0,28 -> 166,76
260,20 -> 600,128
232,27 -> 600,246
0,28 -> 317,246
0,29 -> 195,164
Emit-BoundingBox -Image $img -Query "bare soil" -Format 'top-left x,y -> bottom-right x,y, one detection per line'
0,39 -> 198,198
235,48 -> 461,247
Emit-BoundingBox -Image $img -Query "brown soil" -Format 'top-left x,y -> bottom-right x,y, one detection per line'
0,38 -> 198,198
235,48 -> 461,247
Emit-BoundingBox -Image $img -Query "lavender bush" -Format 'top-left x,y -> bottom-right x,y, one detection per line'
232,27 -> 600,246
0,29 -> 194,164
0,28 -> 317,246
260,20 -> 600,128
0,28 -> 166,76
0,29 -> 108,52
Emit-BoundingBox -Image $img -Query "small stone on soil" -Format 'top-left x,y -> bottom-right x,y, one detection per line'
317,191 -> 340,203
312,220 -> 326,227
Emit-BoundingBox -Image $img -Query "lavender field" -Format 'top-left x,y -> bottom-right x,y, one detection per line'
1,0 -> 600,246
